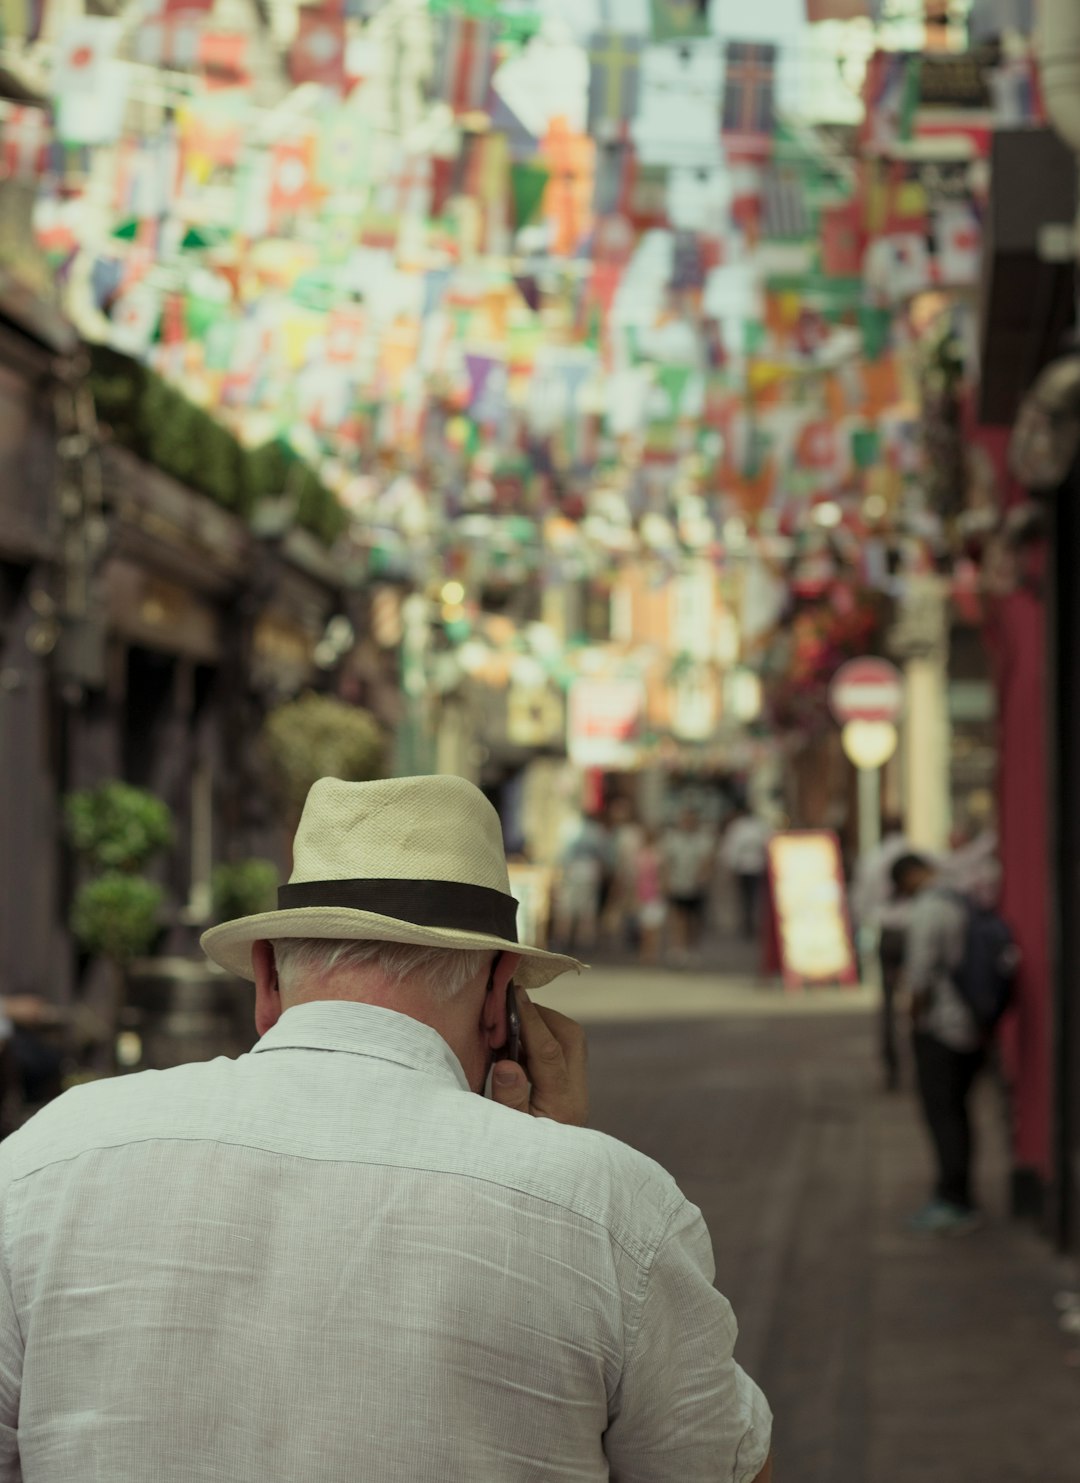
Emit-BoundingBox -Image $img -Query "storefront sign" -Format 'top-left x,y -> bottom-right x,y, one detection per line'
567,676 -> 644,769
767,830 -> 859,990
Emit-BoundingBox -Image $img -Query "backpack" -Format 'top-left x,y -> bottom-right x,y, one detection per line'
947,893 -> 1019,1033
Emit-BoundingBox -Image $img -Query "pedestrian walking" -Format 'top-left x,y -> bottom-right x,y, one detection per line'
892,851 -> 1014,1236
661,805 -> 717,965
552,810 -> 612,953
721,805 -> 772,942
634,826 -> 667,965
0,775 -> 772,1482
850,816 -> 915,1091
601,796 -> 645,950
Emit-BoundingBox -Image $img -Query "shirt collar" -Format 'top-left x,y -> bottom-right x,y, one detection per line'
251,1001 -> 471,1093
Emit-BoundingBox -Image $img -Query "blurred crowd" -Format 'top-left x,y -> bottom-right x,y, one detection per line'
549,797 -> 774,968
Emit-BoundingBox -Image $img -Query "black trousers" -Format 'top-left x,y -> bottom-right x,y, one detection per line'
912,1030 -> 984,1211
735,872 -> 763,940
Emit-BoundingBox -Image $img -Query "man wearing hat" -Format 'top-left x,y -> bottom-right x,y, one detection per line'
0,776 -> 772,1482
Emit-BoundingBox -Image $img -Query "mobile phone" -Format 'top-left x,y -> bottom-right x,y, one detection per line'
503,983 -> 522,1065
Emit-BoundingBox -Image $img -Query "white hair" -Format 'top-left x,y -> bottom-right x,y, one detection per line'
270,938 -> 494,1003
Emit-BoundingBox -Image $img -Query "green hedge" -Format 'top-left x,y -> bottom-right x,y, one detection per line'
88,344 -> 347,545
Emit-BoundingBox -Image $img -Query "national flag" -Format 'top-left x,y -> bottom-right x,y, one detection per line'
318,109 -> 374,193
541,117 -> 595,255
587,32 -> 642,139
626,154 -> 669,230
721,42 -> 777,158
635,40 -> 723,169
134,0 -> 214,70
510,159 -> 549,231
178,100 -> 243,185
650,0 -> 710,42
863,232 -> 932,302
932,200 -> 980,286
269,136 -> 320,226
433,15 -> 495,117
0,106 -> 51,181
51,17 -> 121,99
290,9 -> 347,91
860,51 -> 919,156
593,138 -> 631,216
326,306 -> 366,364
728,160 -> 763,242
989,55 -> 1043,125
378,151 -> 432,220
761,167 -> 812,241
109,284 -> 162,356
199,31 -> 250,91
666,165 -> 729,233
819,199 -> 861,276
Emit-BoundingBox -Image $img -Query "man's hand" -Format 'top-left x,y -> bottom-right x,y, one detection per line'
491,991 -> 589,1126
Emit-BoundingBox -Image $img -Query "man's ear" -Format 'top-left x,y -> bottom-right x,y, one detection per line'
252,940 -> 282,1037
483,950 -> 523,1049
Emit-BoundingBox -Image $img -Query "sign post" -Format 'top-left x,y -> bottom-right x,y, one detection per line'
829,657 -> 904,858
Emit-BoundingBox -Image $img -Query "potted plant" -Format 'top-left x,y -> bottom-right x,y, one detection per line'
65,782 -> 174,1071
211,859 -> 279,923
262,692 -> 385,815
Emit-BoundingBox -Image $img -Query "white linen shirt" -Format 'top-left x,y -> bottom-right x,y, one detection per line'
0,1001 -> 771,1483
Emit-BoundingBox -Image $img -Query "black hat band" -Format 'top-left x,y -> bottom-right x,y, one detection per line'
277,878 -> 520,943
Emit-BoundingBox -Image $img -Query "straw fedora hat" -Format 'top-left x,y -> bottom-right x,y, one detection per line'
201,775 -> 584,990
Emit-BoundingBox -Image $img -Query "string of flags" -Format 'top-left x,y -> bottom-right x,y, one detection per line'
0,0 -> 1044,696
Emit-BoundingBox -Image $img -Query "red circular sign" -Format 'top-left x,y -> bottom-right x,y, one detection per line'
829,657 -> 904,725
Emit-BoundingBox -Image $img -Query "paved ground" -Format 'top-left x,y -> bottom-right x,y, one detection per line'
534,967 -> 1080,1483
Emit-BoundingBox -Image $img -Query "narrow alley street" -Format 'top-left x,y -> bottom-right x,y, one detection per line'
537,969 -> 1080,1483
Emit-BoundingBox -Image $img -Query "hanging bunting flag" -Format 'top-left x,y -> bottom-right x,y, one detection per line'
593,139 -> 632,216
0,106 -> 51,181
318,109 -> 374,194
721,42 -> 777,159
109,284 -> 162,356
135,0 -> 214,70
510,159 -> 549,231
932,199 -> 981,286
269,136 -> 320,226
488,91 -> 539,160
51,17 -> 121,99
199,31 -> 250,91
860,52 -> 919,156
635,40 -> 723,169
433,14 -> 495,117
541,117 -> 595,256
178,100 -> 243,185
587,32 -> 642,139
290,8 -> 347,91
819,199 -> 862,277
650,0 -> 710,42
514,273 -> 542,312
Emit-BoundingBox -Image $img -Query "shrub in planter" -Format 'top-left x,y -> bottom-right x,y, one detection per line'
65,782 -> 174,874
211,859 -> 279,923
263,693 -> 385,813
70,873 -> 165,965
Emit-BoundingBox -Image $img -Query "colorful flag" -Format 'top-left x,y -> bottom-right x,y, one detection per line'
932,200 -> 980,286
135,0 -> 214,70
510,160 -> 549,231
635,40 -> 723,169
51,17 -> 120,98
721,42 -> 777,157
199,31 -> 249,90
290,9 -> 347,91
666,166 -> 730,234
587,32 -> 642,138
761,166 -> 813,241
860,51 -> 919,156
989,55 -> 1043,125
0,106 -> 51,181
318,109 -> 374,193
269,136 -> 320,226
541,117 -> 595,255
650,0 -> 710,42
819,199 -> 862,277
433,14 -> 495,117
178,100 -> 243,185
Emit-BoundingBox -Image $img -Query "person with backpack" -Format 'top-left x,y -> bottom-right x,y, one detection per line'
891,852 -> 1017,1236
